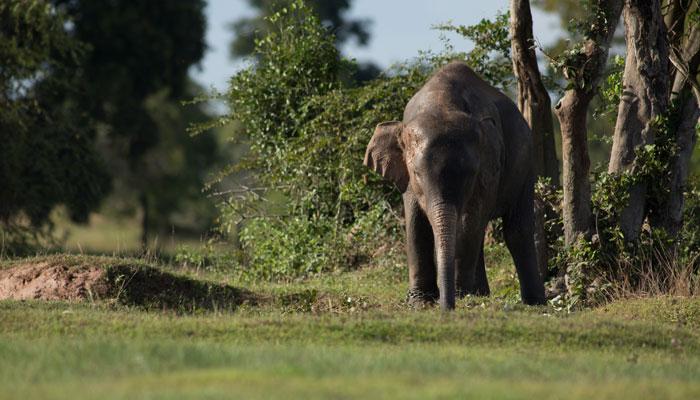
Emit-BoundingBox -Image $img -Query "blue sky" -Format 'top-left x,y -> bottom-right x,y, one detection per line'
190,0 -> 563,92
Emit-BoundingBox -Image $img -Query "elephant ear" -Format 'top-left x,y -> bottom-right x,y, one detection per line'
364,121 -> 409,192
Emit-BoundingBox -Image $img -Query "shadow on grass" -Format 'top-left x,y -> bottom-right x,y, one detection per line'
104,263 -> 256,312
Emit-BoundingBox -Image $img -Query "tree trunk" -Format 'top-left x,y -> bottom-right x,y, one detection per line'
510,0 -> 559,185
555,0 -> 624,245
510,0 -> 559,276
655,4 -> 700,236
657,92 -> 699,236
607,0 -> 669,242
556,94 -> 595,244
663,0 -> 690,58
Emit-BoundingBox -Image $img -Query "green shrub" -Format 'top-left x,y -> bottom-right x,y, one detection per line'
549,173 -> 700,309
206,1 -> 428,279
222,63 -> 427,279
238,216 -> 333,280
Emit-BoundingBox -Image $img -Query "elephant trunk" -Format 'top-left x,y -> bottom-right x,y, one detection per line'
431,203 -> 458,311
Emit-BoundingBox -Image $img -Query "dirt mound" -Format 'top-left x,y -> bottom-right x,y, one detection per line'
0,262 -> 109,301
0,258 -> 253,311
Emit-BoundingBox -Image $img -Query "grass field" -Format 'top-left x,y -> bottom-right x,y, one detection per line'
50,208 -> 205,256
1,252 -> 699,399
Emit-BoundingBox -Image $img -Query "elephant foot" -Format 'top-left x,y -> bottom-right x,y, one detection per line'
522,295 -> 546,306
406,289 -> 438,309
456,286 -> 490,299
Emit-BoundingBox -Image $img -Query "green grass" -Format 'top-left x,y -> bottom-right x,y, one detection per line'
1,253 -> 699,399
50,208 -> 202,256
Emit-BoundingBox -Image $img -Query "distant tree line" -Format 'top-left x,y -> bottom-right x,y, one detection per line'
1,0 -> 383,255
0,0 -> 222,253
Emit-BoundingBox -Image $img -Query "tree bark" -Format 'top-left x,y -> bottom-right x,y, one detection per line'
510,0 -> 559,185
510,0 -> 558,277
555,0 -> 624,245
668,7 -> 700,100
655,4 -> 700,236
607,0 -> 670,242
557,93 -> 595,244
663,0 -> 690,57
657,92 -> 700,236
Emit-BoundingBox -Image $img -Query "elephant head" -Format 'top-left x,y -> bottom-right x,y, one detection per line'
364,111 -> 496,310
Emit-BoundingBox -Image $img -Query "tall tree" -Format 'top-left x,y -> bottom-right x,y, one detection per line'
536,0 -> 700,245
554,0 -> 623,245
53,0 -> 218,247
532,0 -> 626,173
0,0 -> 109,253
510,0 -> 559,277
655,0 -> 700,236
510,0 -> 560,185
607,0 -> 670,242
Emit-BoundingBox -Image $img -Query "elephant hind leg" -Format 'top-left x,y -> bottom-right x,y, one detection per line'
503,182 -> 546,305
456,234 -> 489,297
474,245 -> 490,296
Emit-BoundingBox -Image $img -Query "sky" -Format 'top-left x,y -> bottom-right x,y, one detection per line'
190,0 -> 563,92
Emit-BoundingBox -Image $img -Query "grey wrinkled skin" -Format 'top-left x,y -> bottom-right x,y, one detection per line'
364,61 -> 545,310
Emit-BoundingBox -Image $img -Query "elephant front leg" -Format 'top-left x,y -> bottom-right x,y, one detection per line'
403,192 -> 438,306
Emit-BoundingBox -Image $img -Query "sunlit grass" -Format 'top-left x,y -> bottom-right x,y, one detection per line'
1,253 -> 699,399
50,208 -> 203,256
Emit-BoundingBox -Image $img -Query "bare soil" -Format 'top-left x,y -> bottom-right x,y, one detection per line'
0,257 -> 253,310
0,262 -> 109,301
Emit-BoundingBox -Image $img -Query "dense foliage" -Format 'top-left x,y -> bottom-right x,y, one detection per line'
213,1 -> 410,279
0,0 -> 109,254
548,103 -> 700,309
538,1 -> 700,308
201,1 -> 516,280
0,0 -> 223,254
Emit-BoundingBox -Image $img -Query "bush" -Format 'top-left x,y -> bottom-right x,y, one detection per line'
548,174 -> 700,310
206,1 -> 413,279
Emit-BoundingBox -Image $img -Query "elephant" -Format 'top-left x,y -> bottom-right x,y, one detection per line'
364,61 -> 546,310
